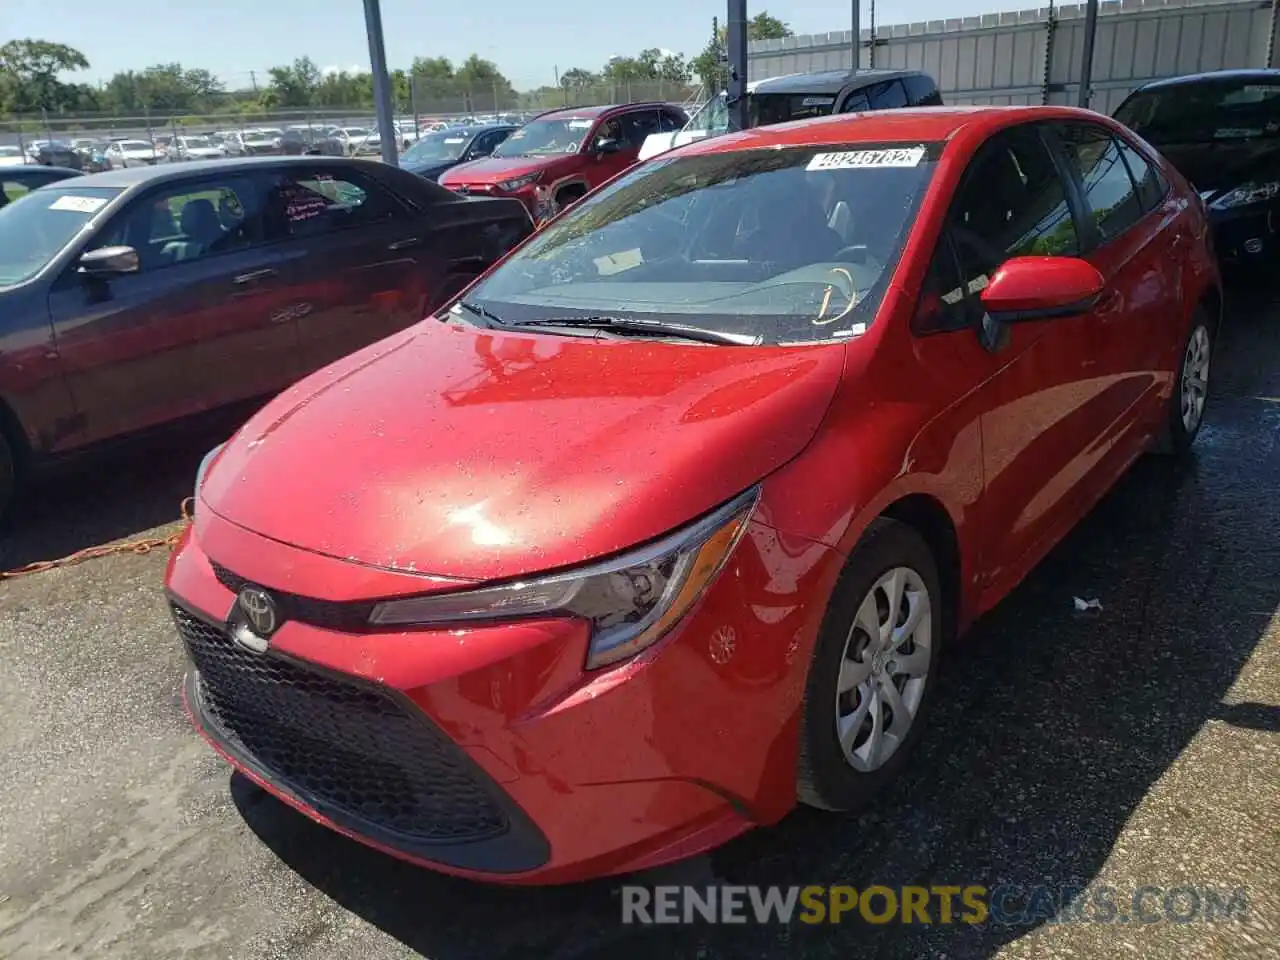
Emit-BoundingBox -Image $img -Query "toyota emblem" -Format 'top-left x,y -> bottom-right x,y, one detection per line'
237,587 -> 278,637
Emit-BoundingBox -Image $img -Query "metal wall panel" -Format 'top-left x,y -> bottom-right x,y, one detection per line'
748,0 -> 1280,113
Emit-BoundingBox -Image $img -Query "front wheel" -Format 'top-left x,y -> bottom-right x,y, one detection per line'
796,518 -> 946,811
0,432 -> 16,529
1154,309 -> 1214,456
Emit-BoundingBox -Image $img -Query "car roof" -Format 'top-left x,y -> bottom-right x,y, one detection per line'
1136,68 -> 1280,92
69,156 -> 391,189
679,104 -> 1101,155
750,68 -> 924,96
535,102 -> 672,121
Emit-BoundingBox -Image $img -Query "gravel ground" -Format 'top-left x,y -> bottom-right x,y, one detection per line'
0,292 -> 1276,960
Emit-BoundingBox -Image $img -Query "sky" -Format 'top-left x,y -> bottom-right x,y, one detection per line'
5,0 -> 1038,92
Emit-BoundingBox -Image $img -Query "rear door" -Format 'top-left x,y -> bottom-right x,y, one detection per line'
1050,121 -> 1181,449
912,125 -> 1102,592
47,173 -> 299,443
254,164 -> 432,376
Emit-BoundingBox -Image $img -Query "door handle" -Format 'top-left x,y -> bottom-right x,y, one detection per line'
387,237 -> 420,251
233,268 -> 278,284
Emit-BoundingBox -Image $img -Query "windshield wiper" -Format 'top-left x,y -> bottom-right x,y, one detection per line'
508,316 -> 760,346
449,300 -> 504,327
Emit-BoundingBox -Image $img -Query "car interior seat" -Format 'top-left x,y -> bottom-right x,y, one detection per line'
162,199 -> 224,262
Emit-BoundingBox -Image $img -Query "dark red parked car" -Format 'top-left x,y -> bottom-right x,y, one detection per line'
168,106 -> 1220,885
438,102 -> 687,220
0,156 -> 533,519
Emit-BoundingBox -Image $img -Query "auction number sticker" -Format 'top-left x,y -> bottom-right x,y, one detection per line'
807,146 -> 926,171
49,195 -> 108,213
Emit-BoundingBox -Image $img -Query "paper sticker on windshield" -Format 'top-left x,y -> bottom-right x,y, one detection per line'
807,147 -> 926,171
801,96 -> 835,107
567,119 -> 592,129
48,195 -> 108,213
444,137 -> 466,144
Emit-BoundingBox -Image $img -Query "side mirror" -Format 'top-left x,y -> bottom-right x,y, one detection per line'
979,256 -> 1104,323
79,245 -> 140,276
593,138 -> 621,155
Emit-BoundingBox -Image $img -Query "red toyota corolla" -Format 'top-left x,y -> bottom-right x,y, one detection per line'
166,106 -> 1220,885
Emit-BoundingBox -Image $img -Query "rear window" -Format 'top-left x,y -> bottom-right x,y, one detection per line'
1115,78 -> 1280,144
750,94 -> 837,126
465,142 -> 940,344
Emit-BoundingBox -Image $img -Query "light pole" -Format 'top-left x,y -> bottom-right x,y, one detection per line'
851,0 -> 861,71
362,0 -> 399,165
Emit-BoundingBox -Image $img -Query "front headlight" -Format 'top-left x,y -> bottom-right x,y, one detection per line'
1212,181 -> 1280,209
498,172 -> 541,192
193,443 -> 226,510
369,487 -> 759,669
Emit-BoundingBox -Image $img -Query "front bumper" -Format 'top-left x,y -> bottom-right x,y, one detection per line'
166,509 -> 841,884
1208,204 -> 1279,262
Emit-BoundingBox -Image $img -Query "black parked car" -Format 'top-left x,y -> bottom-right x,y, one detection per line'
27,140 -> 83,170
0,165 -> 81,210
1115,68 -> 1280,266
0,156 -> 535,520
282,126 -> 345,157
399,124 -> 517,181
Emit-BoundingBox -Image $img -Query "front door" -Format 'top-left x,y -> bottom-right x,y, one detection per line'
47,173 -> 299,445
254,166 -> 428,378
913,125 -> 1104,595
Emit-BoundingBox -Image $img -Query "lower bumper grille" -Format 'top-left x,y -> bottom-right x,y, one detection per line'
173,604 -> 510,845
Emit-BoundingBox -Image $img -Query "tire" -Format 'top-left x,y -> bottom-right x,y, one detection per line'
1153,308 -> 1214,456
0,432 -> 16,530
553,187 -> 586,216
796,518 -> 946,811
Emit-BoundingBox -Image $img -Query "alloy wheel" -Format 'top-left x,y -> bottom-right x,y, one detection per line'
1180,324 -> 1211,434
835,566 -> 933,773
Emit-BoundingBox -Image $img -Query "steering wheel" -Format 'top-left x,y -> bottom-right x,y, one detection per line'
813,266 -> 859,326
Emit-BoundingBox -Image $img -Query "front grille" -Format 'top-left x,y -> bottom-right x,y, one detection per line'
174,604 -> 510,844
210,562 -> 375,631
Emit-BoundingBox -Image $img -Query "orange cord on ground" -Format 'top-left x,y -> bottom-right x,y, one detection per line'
0,497 -> 194,580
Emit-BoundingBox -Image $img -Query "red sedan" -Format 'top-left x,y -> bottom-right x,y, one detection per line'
166,106 -> 1220,885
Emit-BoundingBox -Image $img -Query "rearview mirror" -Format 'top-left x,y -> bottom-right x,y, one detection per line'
79,245 -> 140,276
979,256 -> 1104,323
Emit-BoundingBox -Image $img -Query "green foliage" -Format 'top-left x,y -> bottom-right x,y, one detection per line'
691,11 -> 794,92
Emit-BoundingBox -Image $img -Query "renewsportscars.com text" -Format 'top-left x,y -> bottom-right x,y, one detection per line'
621,884 -> 1250,926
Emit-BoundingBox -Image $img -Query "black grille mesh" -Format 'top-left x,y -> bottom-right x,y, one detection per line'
174,604 -> 509,844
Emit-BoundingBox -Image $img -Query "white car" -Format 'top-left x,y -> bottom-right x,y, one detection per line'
0,146 -> 28,168
334,127 -> 373,155
166,135 -> 227,161
105,139 -> 160,168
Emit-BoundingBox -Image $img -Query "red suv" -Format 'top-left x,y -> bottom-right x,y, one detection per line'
437,102 -> 687,220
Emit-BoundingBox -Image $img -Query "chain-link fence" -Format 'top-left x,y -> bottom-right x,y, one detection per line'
0,79 -> 702,148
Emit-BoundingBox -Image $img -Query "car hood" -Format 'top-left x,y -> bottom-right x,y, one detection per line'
1156,137 -> 1280,195
403,159 -> 456,180
439,154 -> 570,185
201,323 -> 844,582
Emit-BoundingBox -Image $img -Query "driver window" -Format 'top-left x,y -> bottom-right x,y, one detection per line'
917,128 -> 1079,334
839,92 -> 871,114
593,118 -> 623,149
617,112 -> 659,148
88,177 -> 263,271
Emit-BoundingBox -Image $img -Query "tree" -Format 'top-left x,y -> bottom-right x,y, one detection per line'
600,49 -> 690,86
265,56 -> 322,108
690,10 -> 794,92
0,39 -> 92,113
104,63 -> 227,113
559,67 -> 597,89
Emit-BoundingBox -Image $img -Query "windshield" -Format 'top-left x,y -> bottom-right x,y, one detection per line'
0,185 -> 121,286
181,137 -> 212,148
463,142 -> 938,344
120,141 -> 152,151
404,130 -> 472,163
685,95 -> 730,137
1115,78 -> 1280,143
493,117 -> 592,157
